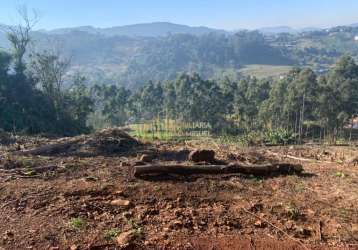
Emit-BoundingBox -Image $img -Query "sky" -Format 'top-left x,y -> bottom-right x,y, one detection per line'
0,0 -> 357,30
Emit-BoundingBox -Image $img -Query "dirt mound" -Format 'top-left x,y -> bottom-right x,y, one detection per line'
16,128 -> 140,156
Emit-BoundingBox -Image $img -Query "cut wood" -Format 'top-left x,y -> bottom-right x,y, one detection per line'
133,162 -> 303,178
14,139 -> 82,156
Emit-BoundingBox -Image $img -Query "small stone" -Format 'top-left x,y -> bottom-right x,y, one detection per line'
70,245 -> 79,250
254,220 -> 264,227
306,209 -> 315,216
114,190 -> 124,195
285,220 -> 294,230
116,230 -> 136,247
110,199 -> 131,207
198,220 -> 207,226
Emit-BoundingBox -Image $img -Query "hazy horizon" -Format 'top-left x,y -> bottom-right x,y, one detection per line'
0,0 -> 357,31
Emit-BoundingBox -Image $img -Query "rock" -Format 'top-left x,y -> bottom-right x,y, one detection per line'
110,199 -> 131,207
254,220 -> 265,228
189,149 -> 216,163
116,230 -> 136,247
70,245 -> 79,250
140,154 -> 153,163
285,220 -> 295,230
198,220 -> 207,226
114,190 -> 124,195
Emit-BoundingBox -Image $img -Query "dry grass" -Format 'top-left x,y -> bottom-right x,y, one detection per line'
239,64 -> 293,79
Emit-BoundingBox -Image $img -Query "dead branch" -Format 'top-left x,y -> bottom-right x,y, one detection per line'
266,150 -> 332,164
242,208 -> 310,250
133,162 -> 303,178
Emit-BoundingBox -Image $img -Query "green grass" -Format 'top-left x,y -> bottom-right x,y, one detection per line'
285,203 -> 301,220
129,119 -> 211,141
69,217 -> 87,231
104,229 -> 121,240
335,171 -> 346,178
239,64 -> 293,79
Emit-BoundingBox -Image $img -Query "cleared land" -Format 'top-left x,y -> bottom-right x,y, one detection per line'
0,130 -> 357,249
239,64 -> 293,79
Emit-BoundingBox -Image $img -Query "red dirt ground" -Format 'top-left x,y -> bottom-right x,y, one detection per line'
0,137 -> 357,250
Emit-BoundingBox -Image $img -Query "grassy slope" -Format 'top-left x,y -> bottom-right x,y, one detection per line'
239,64 -> 293,79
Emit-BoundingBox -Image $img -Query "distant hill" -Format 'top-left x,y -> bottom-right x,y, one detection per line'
1,22 -> 358,89
258,26 -> 322,34
258,26 -> 298,34
44,22 -> 228,37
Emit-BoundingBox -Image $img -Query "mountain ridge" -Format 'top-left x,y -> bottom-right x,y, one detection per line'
42,22 -> 228,37
2,21 -> 358,37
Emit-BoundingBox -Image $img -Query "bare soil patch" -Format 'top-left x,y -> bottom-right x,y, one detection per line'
0,134 -> 357,249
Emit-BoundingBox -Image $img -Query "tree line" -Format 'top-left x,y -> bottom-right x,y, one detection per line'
94,55 -> 358,143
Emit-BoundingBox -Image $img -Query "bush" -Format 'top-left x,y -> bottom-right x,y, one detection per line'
264,129 -> 297,145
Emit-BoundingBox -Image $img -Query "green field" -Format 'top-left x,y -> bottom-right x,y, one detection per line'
129,119 -> 212,141
239,64 -> 293,79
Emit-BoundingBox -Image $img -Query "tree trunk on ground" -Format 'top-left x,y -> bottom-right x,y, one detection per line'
133,162 -> 303,178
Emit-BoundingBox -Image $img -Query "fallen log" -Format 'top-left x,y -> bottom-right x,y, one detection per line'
14,139 -> 82,156
133,162 -> 303,178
